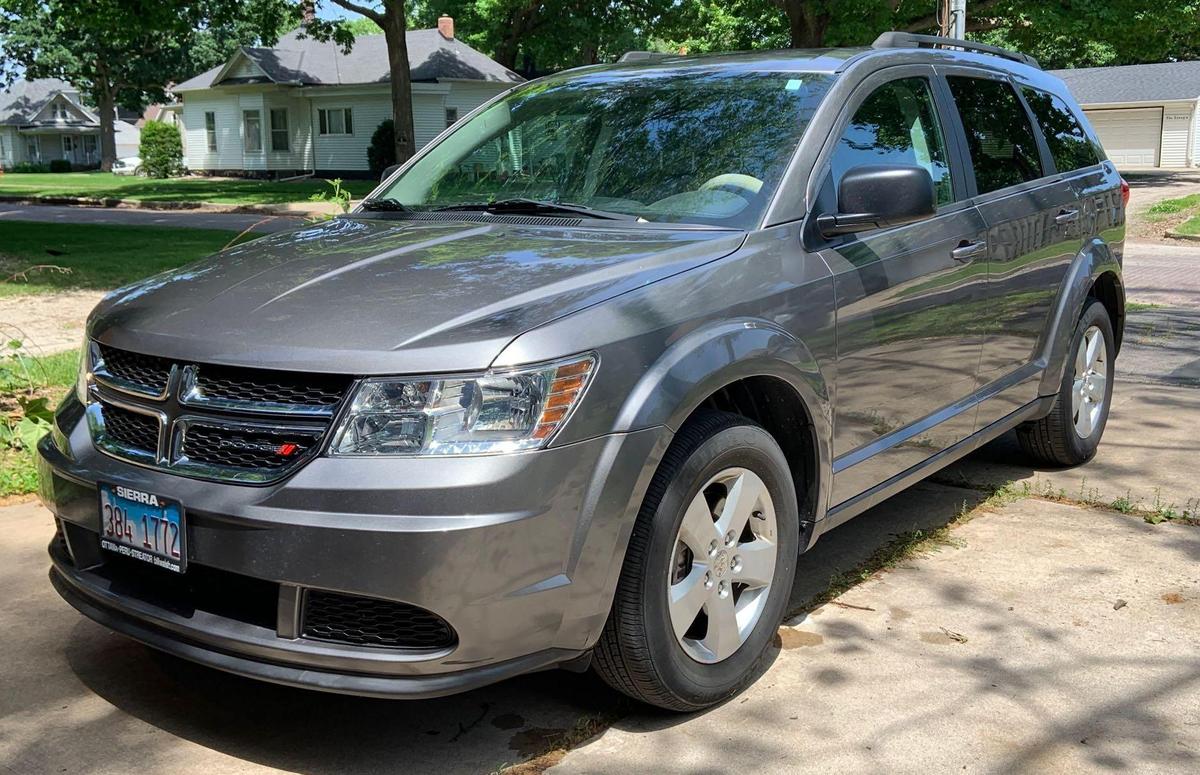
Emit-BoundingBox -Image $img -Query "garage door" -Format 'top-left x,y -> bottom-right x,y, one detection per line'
1085,108 -> 1162,168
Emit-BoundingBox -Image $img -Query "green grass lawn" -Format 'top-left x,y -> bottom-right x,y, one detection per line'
1172,214 -> 1200,236
1146,192 -> 1200,217
0,221 -> 252,296
0,172 -> 375,206
0,348 -> 78,497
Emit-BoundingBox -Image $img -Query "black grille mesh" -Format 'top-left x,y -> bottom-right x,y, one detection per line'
181,424 -> 320,470
98,344 -> 172,395
302,590 -> 455,650
101,403 -> 159,453
194,365 -> 349,409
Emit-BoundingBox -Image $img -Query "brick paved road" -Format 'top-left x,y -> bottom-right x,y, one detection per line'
1124,240 -> 1200,307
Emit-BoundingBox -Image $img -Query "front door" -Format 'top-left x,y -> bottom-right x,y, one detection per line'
812,70 -> 988,505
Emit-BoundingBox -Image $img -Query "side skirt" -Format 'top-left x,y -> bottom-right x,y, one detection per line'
818,395 -> 1054,535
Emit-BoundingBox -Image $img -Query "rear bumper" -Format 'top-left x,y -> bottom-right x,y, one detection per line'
38,397 -> 670,697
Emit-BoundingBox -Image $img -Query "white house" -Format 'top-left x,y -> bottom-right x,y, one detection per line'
171,18 -> 524,176
0,78 -> 140,169
1053,60 -> 1200,169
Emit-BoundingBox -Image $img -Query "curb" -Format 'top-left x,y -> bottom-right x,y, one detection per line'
0,194 -> 339,218
1164,230 -> 1200,242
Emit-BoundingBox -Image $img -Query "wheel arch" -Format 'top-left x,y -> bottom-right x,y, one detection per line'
1037,238 -> 1124,397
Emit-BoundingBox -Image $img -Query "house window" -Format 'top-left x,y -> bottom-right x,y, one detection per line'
269,108 -> 289,151
317,108 -> 353,136
51,102 -> 69,121
83,135 -> 97,160
243,109 -> 263,152
62,136 -> 76,155
26,137 -> 40,161
445,107 -> 459,128
205,111 -> 217,151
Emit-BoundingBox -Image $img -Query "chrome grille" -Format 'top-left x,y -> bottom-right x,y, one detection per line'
302,590 -> 456,650
85,343 -> 352,484
181,422 -> 322,471
188,364 -> 349,414
95,344 -> 172,397
98,403 -> 159,453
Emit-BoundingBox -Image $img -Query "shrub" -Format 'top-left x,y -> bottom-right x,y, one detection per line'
367,119 -> 395,175
139,120 -> 183,178
8,161 -> 49,173
48,159 -> 72,173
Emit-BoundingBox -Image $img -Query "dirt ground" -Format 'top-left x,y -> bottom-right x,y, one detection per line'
0,290 -> 103,354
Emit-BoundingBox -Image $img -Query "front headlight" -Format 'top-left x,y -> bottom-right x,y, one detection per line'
329,354 -> 596,456
75,337 -> 92,404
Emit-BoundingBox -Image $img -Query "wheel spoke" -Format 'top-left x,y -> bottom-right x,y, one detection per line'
732,539 -> 776,588
701,591 -> 741,661
669,564 -> 710,640
1090,373 -> 1107,401
1075,339 -> 1087,377
1076,401 -> 1094,437
1072,378 -> 1084,416
1085,329 -> 1102,370
715,471 -> 763,544
678,495 -> 717,557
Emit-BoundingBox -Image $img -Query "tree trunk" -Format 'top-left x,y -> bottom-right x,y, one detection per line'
494,1 -> 541,70
382,0 -> 416,163
95,81 -> 118,172
778,1 -> 830,48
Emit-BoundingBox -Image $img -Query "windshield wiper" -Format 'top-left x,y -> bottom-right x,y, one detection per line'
431,198 -> 639,221
359,197 -> 412,212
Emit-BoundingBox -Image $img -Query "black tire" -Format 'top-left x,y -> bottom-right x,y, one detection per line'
1017,298 -> 1115,466
592,409 -> 799,711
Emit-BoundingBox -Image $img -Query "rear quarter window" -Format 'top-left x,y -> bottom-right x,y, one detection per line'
1021,86 -> 1103,172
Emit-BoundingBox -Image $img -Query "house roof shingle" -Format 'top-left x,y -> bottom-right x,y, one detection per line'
1049,60 -> 1200,105
0,77 -> 90,125
174,28 -> 522,92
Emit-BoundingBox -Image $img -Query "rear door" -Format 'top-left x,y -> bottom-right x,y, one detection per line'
939,69 -> 1082,428
807,66 -> 988,505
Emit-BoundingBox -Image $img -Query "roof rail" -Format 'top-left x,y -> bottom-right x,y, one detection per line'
872,31 -> 1040,69
618,51 -> 673,63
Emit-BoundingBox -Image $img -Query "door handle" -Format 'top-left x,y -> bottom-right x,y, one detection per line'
1055,208 -> 1080,224
951,240 -> 987,262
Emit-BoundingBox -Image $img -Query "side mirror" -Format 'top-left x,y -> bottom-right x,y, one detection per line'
380,163 -> 402,182
816,164 -> 936,238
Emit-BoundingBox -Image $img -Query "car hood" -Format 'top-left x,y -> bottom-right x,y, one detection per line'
90,216 -> 745,374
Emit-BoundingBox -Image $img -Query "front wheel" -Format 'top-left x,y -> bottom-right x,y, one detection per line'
1017,298 -> 1115,466
593,410 -> 799,711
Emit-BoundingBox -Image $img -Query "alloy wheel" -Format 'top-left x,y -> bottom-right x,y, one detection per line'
1072,324 -> 1108,439
667,467 -> 778,664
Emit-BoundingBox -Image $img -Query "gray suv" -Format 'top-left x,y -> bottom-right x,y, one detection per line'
38,33 -> 1124,711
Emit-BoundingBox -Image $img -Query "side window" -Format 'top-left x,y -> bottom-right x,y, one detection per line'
946,76 -> 1044,194
830,77 -> 954,207
1021,87 -> 1102,172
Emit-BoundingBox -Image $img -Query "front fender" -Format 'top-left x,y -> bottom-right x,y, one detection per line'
1037,237 -> 1123,396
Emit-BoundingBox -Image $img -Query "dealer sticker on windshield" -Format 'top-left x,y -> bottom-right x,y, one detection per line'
98,483 -> 187,573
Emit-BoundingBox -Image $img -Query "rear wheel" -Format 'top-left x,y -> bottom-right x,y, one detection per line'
1017,298 -> 1115,466
593,410 -> 799,711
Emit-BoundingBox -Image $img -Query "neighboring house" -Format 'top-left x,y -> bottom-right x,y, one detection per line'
0,77 -> 140,169
172,17 -> 523,176
1053,60 -> 1200,169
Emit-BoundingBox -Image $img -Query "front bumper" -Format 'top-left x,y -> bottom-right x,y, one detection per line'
39,397 -> 670,697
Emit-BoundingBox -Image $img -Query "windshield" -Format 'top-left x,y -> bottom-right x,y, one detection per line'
375,67 -> 833,229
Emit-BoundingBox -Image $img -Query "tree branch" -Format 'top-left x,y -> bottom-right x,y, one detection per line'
329,0 -> 383,25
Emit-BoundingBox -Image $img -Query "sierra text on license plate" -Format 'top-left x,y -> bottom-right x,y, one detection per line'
98,483 -> 186,573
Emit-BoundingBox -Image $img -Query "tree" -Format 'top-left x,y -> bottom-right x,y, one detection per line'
300,1 -> 417,163
0,0 -> 295,171
139,120 -> 184,177
367,118 -> 395,174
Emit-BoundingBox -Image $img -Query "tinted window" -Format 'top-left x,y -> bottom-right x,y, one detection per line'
1021,87 -> 1102,172
831,77 -> 954,206
947,76 -> 1044,194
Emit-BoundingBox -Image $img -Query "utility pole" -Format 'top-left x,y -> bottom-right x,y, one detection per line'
950,0 -> 967,38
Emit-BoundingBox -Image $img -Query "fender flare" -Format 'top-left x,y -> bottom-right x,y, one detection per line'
1037,238 -> 1124,396
613,318 -> 833,520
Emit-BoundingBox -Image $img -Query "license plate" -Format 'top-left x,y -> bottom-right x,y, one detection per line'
98,483 -> 186,573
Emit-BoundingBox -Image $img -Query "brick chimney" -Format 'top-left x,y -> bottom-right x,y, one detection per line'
437,15 -> 455,39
